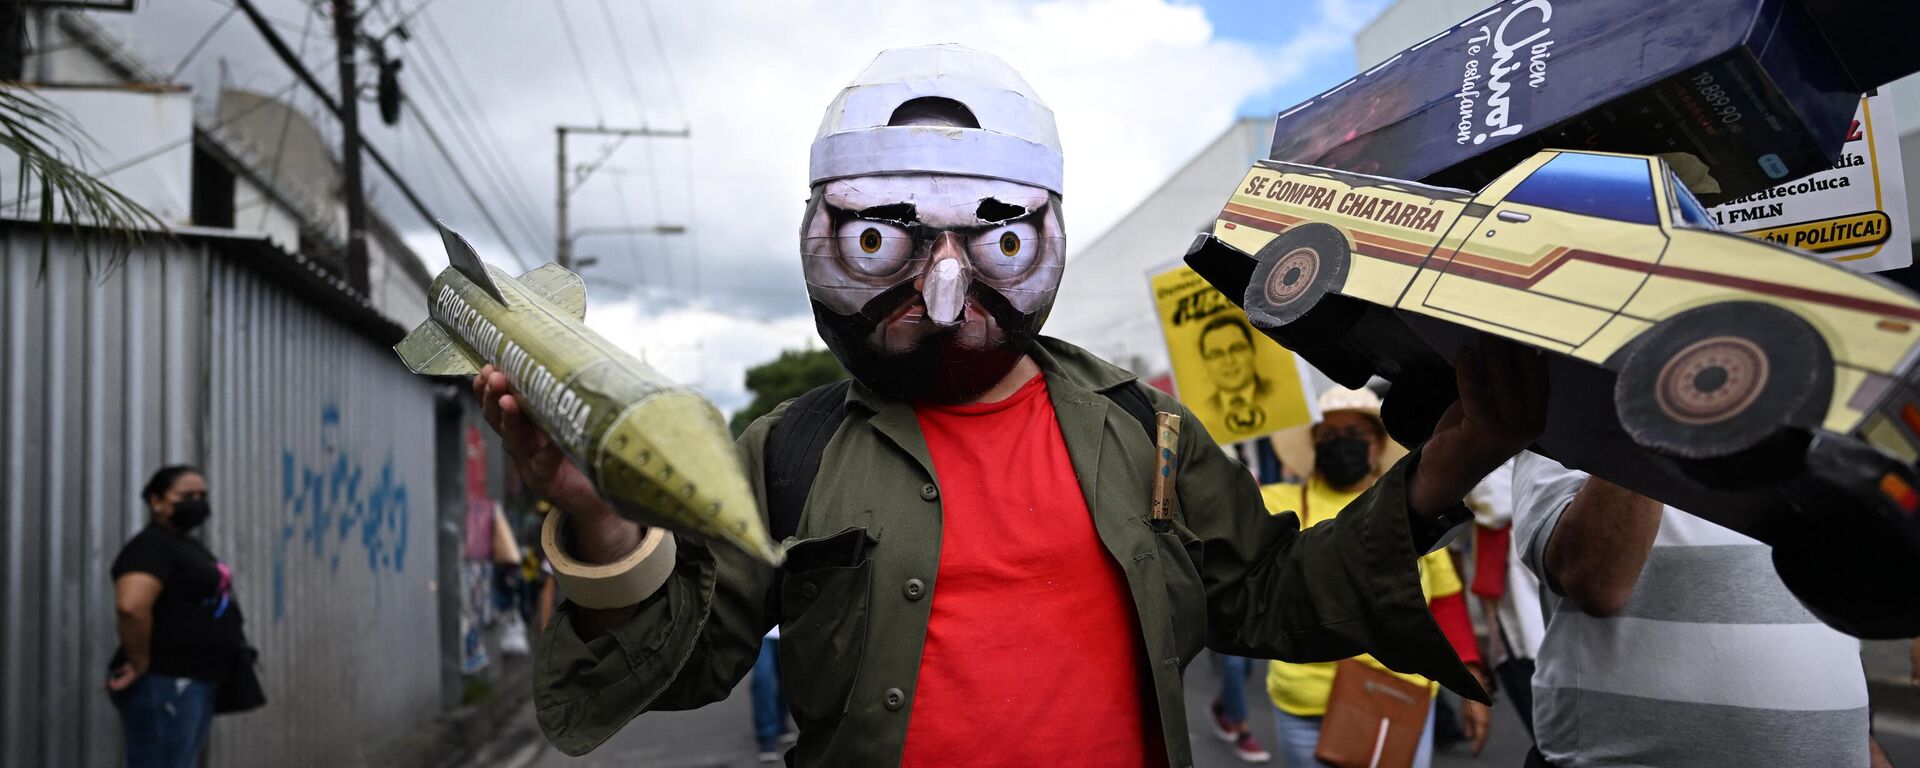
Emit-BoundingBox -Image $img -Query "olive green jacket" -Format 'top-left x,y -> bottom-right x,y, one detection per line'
533,337 -> 1481,767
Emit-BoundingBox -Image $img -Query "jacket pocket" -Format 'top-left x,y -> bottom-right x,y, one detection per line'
1154,522 -> 1209,660
778,526 -> 877,728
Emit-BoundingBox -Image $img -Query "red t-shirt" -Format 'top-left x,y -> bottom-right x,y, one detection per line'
902,373 -> 1160,767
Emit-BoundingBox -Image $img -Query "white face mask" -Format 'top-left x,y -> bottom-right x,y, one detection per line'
800,174 -> 1067,402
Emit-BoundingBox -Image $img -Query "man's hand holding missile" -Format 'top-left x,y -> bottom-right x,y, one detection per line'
476,366 -> 644,576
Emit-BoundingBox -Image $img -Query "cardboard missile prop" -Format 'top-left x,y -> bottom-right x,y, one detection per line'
1186,149 -> 1920,638
1271,0 -> 1920,206
395,223 -> 781,565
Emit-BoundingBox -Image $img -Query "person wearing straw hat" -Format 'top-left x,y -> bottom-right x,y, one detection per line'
1260,386 -> 1492,768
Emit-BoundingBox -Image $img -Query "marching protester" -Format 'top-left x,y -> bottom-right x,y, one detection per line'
1511,452 -> 1885,767
1207,651 -> 1271,763
476,45 -> 1545,766
750,628 -> 797,762
1259,386 -> 1492,768
1465,460 -> 1545,739
108,465 -> 263,768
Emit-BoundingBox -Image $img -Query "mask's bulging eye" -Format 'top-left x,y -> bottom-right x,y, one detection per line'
969,221 -> 1040,279
836,219 -> 914,277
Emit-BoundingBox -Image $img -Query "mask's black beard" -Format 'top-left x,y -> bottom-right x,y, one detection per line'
812,284 -> 1045,403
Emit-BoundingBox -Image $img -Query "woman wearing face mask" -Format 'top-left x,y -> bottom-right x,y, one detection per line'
1257,387 -> 1492,768
108,465 -> 255,768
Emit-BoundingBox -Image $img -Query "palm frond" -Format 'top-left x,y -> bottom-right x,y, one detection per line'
0,84 -> 167,278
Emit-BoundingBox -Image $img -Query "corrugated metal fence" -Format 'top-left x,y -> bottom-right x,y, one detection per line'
0,232 -> 207,768
0,228 -> 446,768
200,256 -> 442,766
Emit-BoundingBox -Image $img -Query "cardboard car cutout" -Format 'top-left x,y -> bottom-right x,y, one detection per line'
1186,148 -> 1920,638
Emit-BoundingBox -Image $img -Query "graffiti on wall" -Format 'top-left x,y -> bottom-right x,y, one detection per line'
272,403 -> 413,621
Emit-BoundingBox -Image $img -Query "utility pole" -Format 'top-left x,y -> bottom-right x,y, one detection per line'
332,0 -> 369,292
554,124 -> 690,270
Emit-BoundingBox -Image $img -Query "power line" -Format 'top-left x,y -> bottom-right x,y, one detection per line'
636,0 -> 687,118
376,0 -> 448,39
597,0 -> 648,121
607,171 -> 652,286
409,12 -> 552,244
403,99 -> 530,270
259,2 -> 321,229
167,6 -> 238,82
417,12 -> 549,229
552,0 -> 605,125
403,35 -> 547,251
0,80 -> 305,210
232,0 -> 441,231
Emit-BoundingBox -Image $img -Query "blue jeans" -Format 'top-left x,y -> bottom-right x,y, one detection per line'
115,674 -> 217,768
1271,698 -> 1435,768
750,637 -> 791,748
1217,654 -> 1251,724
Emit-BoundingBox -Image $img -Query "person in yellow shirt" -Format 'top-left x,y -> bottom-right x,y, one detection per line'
1261,386 -> 1491,768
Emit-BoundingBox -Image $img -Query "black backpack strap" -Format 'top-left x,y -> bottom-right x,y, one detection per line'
1101,381 -> 1159,445
763,379 -> 854,544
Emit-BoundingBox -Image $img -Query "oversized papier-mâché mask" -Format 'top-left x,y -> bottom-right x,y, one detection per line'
803,44 -> 1065,402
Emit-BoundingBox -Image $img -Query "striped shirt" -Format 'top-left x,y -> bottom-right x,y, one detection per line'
1512,453 -> 1868,767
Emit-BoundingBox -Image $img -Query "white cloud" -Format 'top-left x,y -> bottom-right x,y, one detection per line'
583,296 -> 821,413
103,0 -> 1370,412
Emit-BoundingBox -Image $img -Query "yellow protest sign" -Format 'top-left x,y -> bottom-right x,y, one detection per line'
1149,262 -> 1313,443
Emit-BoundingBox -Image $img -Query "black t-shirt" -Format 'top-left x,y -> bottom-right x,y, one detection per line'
110,524 -> 248,681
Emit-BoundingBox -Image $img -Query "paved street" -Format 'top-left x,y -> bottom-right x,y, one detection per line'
517,650 -> 1920,767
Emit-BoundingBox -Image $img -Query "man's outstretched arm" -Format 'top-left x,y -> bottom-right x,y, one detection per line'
473,366 -> 776,756
1189,335 -> 1546,701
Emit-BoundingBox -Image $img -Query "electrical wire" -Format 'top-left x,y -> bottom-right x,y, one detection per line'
417,12 -> 550,232
376,0 -> 447,39
597,0 -> 648,119
167,6 -> 239,82
552,0 -> 605,125
258,2 -> 321,229
607,169 -> 651,287
402,99 -> 530,270
0,80 -> 304,210
637,0 -> 687,118
621,0 -> 698,296
404,25 -> 549,251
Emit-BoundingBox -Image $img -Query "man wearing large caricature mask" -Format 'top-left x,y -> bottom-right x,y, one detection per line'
801,46 -> 1068,402
475,44 -> 1549,767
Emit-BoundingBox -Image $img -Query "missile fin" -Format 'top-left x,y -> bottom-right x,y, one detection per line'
519,263 -> 588,320
394,319 -> 483,376
435,221 -> 508,305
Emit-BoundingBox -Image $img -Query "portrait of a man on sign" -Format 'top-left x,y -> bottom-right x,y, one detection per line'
1197,315 -> 1273,434
1150,263 -> 1312,442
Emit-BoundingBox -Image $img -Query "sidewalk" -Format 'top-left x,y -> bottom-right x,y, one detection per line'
478,644 -> 1920,767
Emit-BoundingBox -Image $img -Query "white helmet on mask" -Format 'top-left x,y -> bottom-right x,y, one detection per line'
809,44 -> 1064,195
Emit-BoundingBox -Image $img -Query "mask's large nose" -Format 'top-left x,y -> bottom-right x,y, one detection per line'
922,233 -> 970,327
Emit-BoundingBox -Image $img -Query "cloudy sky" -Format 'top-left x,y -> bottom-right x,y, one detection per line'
96,0 -> 1385,412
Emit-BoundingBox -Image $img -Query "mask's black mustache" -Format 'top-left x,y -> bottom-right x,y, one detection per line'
855,281 -> 923,327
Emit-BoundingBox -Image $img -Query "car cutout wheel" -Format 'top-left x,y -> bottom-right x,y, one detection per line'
1654,336 -> 1770,426
1264,247 -> 1320,307
1614,302 -> 1832,471
1243,224 -> 1350,331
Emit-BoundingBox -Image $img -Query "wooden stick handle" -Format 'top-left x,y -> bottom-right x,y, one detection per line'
1152,412 -> 1181,521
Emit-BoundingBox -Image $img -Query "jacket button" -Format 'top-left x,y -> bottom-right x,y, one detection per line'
800,582 -> 819,600
919,483 -> 938,501
884,688 -> 906,710
903,578 -> 926,601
